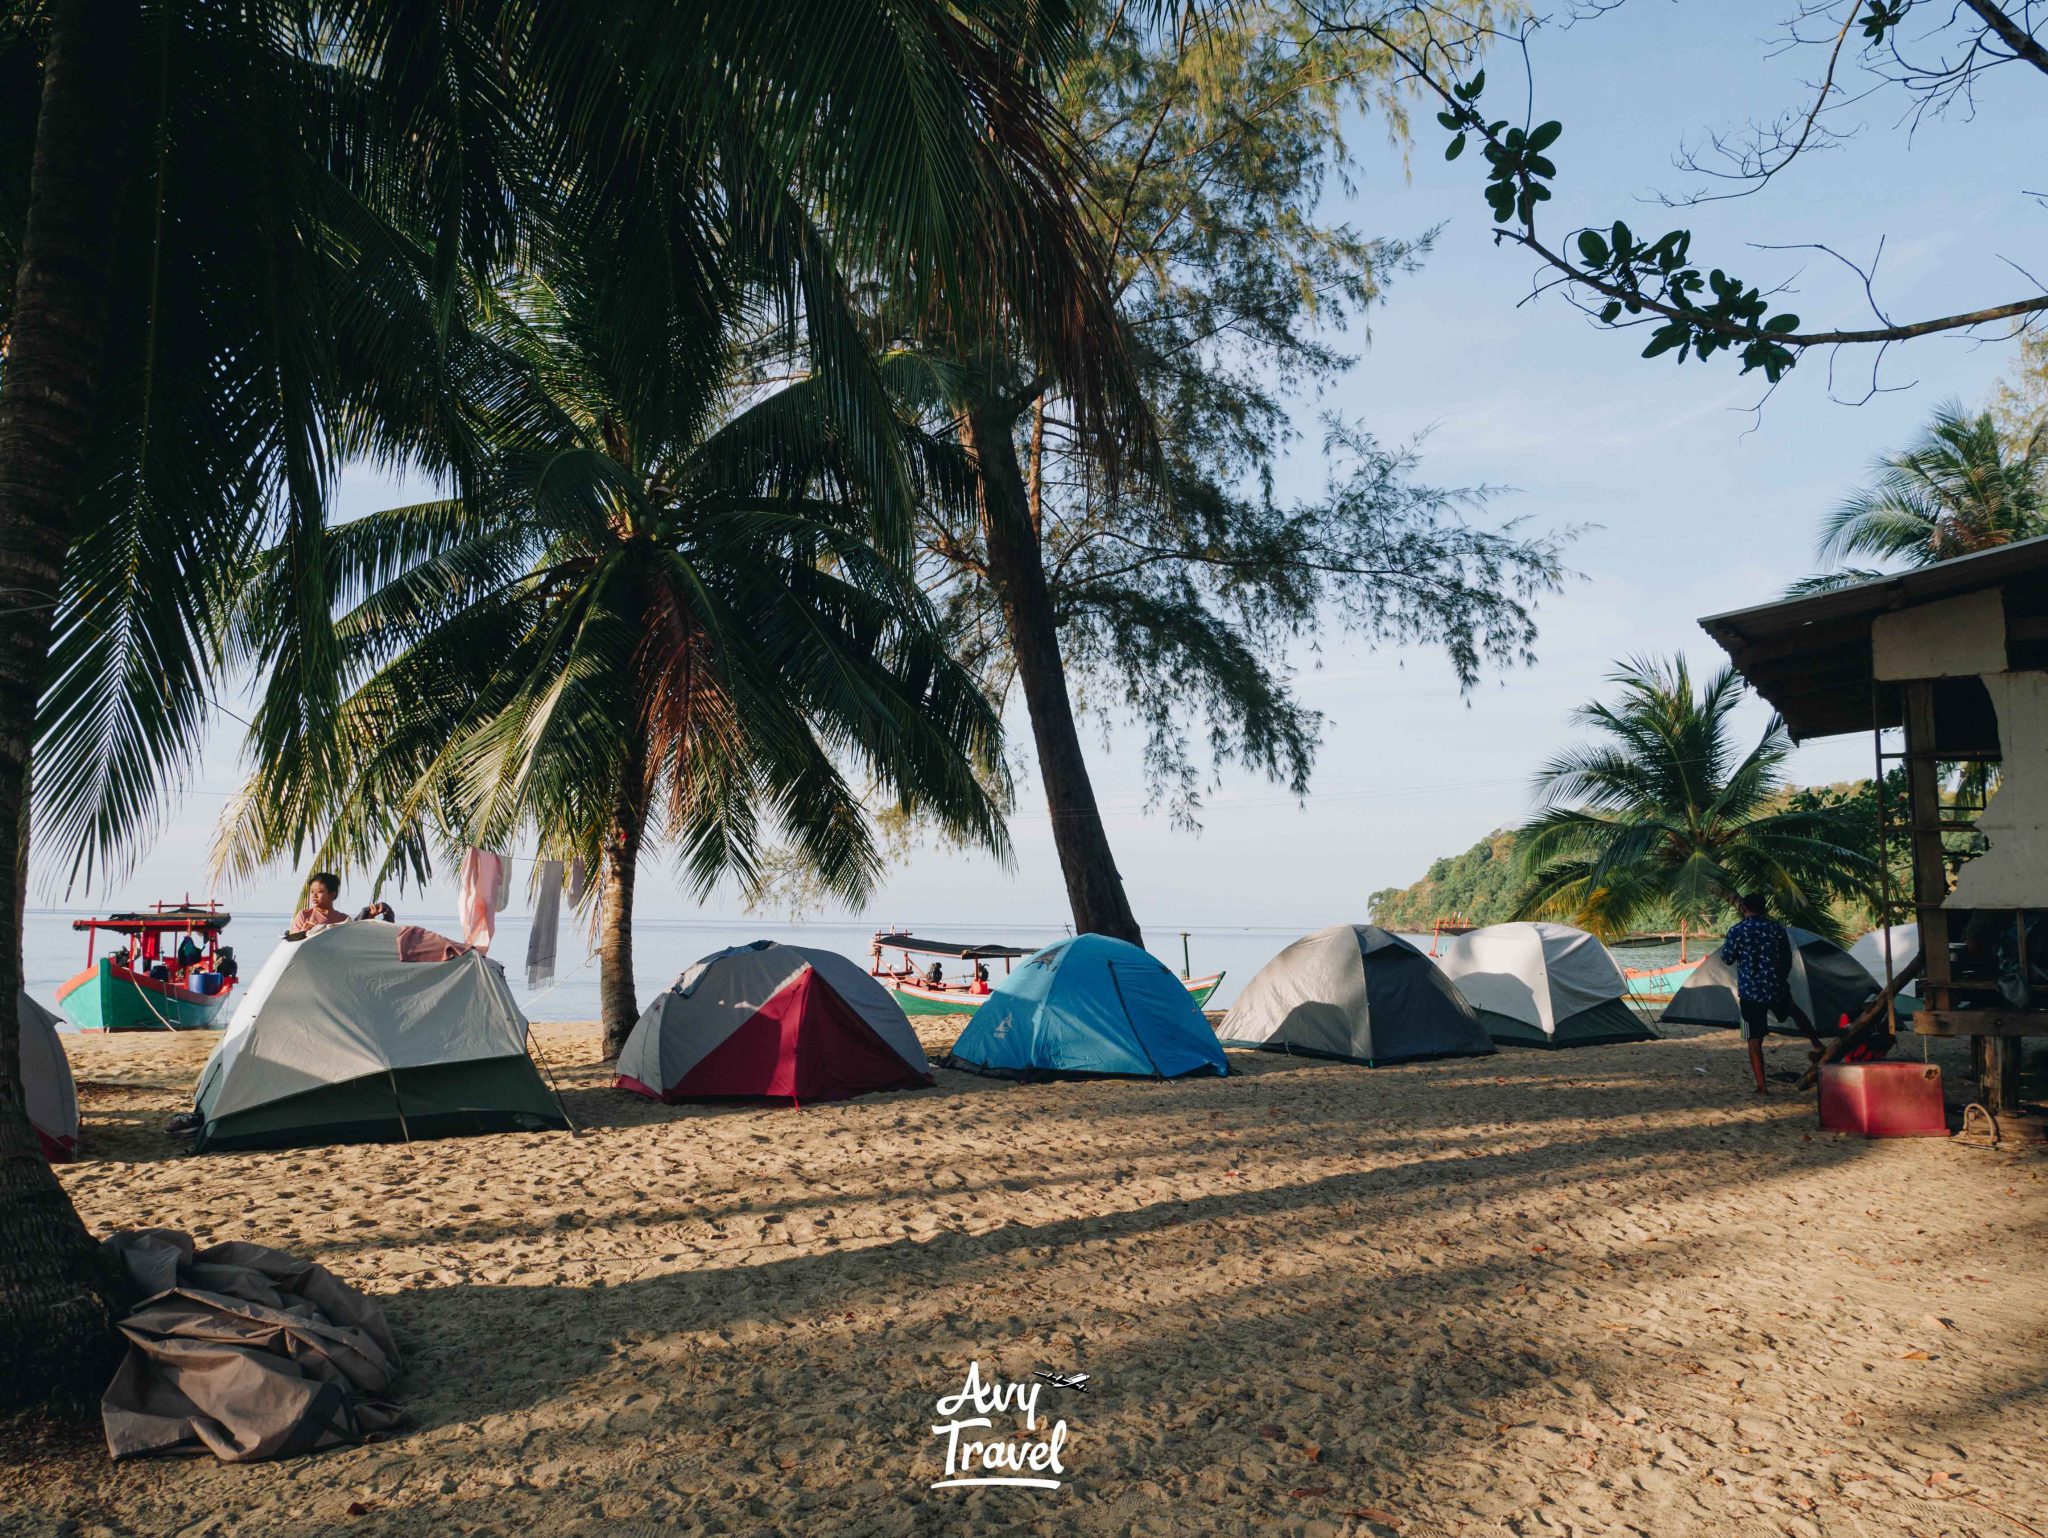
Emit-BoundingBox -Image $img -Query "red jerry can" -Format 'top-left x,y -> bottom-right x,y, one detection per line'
1818,1061 -> 1948,1138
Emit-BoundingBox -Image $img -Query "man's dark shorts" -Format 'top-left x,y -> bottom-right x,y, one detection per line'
1739,999 -> 1774,1041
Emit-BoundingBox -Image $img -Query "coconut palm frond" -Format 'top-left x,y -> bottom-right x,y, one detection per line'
1511,655 -> 1877,935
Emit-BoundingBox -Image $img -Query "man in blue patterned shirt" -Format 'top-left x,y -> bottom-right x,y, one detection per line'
1720,893 -> 1820,1093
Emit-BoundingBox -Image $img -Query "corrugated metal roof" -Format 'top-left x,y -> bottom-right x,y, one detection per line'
1696,534 -> 2048,741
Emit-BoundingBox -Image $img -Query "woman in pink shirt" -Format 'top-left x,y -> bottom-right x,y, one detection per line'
288,872 -> 350,936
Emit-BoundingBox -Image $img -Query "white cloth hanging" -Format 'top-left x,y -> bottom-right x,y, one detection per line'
458,848 -> 509,953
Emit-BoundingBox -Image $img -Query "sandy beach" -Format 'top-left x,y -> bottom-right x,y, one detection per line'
5,1020 -> 2043,1538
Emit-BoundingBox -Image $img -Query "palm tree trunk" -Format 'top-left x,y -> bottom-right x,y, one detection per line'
963,396 -> 1142,945
0,0 -> 142,1409
597,745 -> 649,1060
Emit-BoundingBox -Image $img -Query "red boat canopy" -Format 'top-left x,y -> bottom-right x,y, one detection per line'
873,933 -> 1030,960
74,910 -> 231,935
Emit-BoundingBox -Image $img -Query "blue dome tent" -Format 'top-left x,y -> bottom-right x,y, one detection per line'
943,934 -> 1228,1081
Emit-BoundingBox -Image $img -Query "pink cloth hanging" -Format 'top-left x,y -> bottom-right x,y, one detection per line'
458,848 -> 510,953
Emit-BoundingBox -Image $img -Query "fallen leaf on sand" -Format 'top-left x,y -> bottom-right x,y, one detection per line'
1900,1349 -> 1931,1361
347,1503 -> 373,1518
1302,1444 -> 1323,1464
1289,1486 -> 1332,1497
1927,1471 -> 1952,1486
1344,1508 -> 1403,1528
1920,1314 -> 1957,1332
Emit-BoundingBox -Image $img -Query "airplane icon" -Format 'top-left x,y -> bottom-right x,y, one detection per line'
1033,1369 -> 1090,1393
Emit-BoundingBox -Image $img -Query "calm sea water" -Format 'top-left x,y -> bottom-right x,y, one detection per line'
27,909 -> 1699,1027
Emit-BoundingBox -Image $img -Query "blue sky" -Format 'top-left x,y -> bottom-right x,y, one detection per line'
47,2 -> 2046,928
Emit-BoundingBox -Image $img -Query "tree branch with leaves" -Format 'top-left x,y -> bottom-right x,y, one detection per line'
1312,0 -> 2048,386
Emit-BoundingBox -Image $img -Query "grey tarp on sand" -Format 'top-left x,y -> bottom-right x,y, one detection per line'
1661,926 -> 1878,1035
1220,924 -> 1495,1066
101,1229 -> 401,1462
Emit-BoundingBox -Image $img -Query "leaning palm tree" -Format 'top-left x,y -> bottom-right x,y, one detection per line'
1511,656 -> 1876,940
1789,401 -> 2048,594
219,275 -> 1009,1057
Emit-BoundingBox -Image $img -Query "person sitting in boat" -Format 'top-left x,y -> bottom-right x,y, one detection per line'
176,933 -> 205,971
356,900 -> 396,923
972,961 -> 991,995
216,947 -> 238,982
288,872 -> 350,936
924,959 -> 945,989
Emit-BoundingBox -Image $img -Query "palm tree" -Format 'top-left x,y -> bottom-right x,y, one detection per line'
0,0 -> 1132,1408
218,274 -> 1009,1057
1511,656 -> 1876,940
1790,401 -> 2048,594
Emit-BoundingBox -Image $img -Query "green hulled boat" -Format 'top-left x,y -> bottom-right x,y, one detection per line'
57,902 -> 237,1032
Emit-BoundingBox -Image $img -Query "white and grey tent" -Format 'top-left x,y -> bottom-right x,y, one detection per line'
1436,922 -> 1654,1047
1849,924 -> 1921,1005
192,923 -> 567,1151
1220,924 -> 1495,1066
22,991 -> 79,1160
1660,926 -> 1877,1036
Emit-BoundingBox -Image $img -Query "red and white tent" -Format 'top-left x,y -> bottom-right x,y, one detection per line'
615,942 -> 932,1105
22,991 -> 80,1160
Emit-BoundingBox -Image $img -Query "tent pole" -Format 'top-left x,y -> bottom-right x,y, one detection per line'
387,1068 -> 413,1143
526,1025 -> 579,1133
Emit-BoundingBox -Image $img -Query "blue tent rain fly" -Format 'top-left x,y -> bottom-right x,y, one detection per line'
943,934 -> 1228,1081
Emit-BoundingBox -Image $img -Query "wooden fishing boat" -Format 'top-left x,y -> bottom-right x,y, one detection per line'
1620,959 -> 1702,999
1617,924 -> 1714,999
1425,915 -> 1476,956
56,900 -> 236,1032
870,932 -> 1224,1014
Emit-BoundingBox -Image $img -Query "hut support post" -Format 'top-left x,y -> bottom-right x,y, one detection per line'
1902,682 -> 1953,1015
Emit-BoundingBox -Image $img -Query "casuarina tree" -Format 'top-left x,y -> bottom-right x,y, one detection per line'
898,2 -> 1567,944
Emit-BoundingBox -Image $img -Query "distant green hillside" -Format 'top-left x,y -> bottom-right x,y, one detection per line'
1367,829 -> 1526,931
1369,778 -> 1888,934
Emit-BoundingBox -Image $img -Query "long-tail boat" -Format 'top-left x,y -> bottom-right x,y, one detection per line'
870,932 -> 1224,1014
1615,925 -> 1717,1001
57,899 -> 236,1032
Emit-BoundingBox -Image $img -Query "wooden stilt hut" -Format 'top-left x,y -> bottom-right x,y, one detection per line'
1699,535 -> 2048,1125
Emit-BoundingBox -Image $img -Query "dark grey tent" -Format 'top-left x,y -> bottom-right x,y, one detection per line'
1660,926 -> 1877,1036
1219,925 -> 1495,1066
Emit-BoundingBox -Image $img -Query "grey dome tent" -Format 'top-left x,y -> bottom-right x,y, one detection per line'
615,940 -> 931,1103
192,923 -> 567,1151
1220,924 -> 1495,1066
21,991 -> 79,1160
1436,922 -> 1654,1047
1660,926 -> 1877,1036
1849,924 -> 1921,1012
